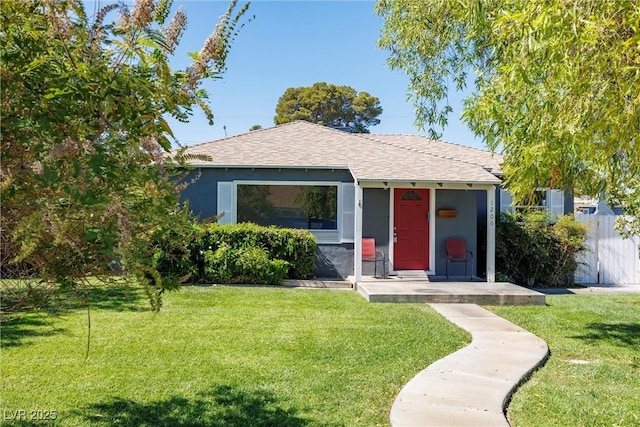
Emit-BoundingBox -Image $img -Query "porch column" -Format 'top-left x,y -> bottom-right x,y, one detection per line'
486,186 -> 496,282
354,182 -> 364,286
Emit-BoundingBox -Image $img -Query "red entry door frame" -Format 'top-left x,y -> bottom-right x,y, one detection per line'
393,188 -> 430,270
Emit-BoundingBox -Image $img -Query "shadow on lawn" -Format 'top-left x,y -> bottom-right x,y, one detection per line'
78,385 -> 311,427
572,322 -> 640,349
1,282 -> 147,348
0,314 -> 67,349
70,282 -> 149,312
2,281 -> 148,314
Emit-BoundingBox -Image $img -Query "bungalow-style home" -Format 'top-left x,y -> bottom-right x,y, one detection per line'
177,121 -> 571,283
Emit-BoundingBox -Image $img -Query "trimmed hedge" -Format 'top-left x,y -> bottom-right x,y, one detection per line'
155,223 -> 317,285
202,244 -> 289,286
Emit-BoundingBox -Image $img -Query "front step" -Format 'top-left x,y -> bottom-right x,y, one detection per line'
357,281 -> 546,306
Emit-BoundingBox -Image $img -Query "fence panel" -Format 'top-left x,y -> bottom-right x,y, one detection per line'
575,214 -> 598,284
576,214 -> 640,285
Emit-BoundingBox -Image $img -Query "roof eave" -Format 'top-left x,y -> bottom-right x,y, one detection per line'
356,178 -> 502,186
186,164 -> 350,170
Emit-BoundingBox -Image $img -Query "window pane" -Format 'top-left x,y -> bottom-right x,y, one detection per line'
400,190 -> 422,200
514,190 -> 549,215
237,184 -> 338,230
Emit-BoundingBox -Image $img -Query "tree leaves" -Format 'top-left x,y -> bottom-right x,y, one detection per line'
274,82 -> 383,133
377,0 -> 640,233
1,0 -> 250,310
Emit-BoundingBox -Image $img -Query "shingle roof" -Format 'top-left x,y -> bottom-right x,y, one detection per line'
177,121 -> 502,185
365,134 -> 503,175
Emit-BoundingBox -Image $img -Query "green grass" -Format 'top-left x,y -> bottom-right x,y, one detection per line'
488,294 -> 640,427
1,284 -> 468,426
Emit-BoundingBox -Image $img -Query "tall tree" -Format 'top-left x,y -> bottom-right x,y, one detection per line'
274,82 -> 382,133
376,0 -> 640,235
1,0 -> 250,310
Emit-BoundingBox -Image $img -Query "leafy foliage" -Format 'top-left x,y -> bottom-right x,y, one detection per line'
294,186 -> 337,222
0,0 -> 250,310
496,212 -> 588,287
205,245 -> 289,286
195,223 -> 317,281
376,0 -> 640,234
236,185 -> 274,224
154,223 -> 318,285
274,82 -> 383,133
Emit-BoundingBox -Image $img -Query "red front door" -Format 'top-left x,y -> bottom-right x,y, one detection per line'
394,189 -> 430,270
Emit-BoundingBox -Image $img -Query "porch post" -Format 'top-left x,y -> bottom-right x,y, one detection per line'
354,182 -> 364,286
486,186 -> 496,282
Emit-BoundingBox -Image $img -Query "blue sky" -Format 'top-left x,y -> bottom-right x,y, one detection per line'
157,0 -> 482,148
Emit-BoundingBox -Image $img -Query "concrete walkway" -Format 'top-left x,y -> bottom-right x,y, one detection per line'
390,304 -> 549,427
534,284 -> 640,295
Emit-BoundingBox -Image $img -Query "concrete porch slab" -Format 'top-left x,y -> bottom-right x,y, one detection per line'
354,277 -> 546,305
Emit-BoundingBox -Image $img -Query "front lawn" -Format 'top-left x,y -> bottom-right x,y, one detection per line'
1,284 -> 468,426
489,294 -> 640,427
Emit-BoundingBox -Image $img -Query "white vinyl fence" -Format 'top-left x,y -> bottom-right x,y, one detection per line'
575,213 -> 640,285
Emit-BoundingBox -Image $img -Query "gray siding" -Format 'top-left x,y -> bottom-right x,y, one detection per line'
476,190 -> 487,278
316,244 -> 353,278
362,188 -> 391,276
311,188 -> 392,278
180,169 -> 502,280
435,190 -> 478,277
180,167 -> 355,279
180,167 -> 354,220
564,188 -> 574,215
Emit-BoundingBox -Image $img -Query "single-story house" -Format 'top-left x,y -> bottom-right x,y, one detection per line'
177,120 -> 571,283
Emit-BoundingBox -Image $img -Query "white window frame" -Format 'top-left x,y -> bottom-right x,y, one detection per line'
502,187 -> 564,218
232,180 -> 345,244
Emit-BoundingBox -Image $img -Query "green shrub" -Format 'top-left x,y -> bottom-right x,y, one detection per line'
201,244 -> 290,286
496,211 -> 588,287
235,247 -> 289,286
156,223 -> 317,285
151,224 -> 203,282
190,223 -> 316,282
116,205 -> 206,309
203,243 -> 235,284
